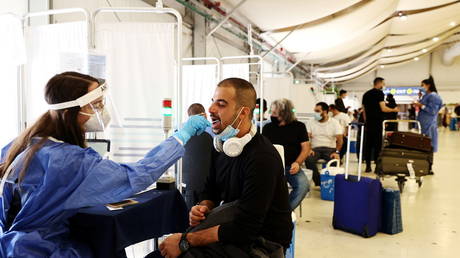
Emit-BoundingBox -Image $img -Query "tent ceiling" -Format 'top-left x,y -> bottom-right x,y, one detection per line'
222,0 -> 460,81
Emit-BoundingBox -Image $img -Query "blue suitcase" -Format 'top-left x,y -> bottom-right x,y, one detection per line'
332,124 -> 383,238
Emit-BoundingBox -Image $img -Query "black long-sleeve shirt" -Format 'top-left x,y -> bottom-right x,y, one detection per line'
335,98 -> 348,113
200,133 -> 293,249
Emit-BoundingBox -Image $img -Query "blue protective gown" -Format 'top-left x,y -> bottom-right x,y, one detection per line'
0,136 -> 184,257
417,92 -> 443,152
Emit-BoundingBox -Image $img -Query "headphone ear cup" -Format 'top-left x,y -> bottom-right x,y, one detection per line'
213,137 -> 223,152
223,134 -> 252,157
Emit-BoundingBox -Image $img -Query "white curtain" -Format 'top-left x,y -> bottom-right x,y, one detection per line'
182,64 -> 218,121
95,22 -> 176,163
262,77 -> 292,105
24,21 -> 88,125
0,15 -> 26,148
222,63 -> 249,81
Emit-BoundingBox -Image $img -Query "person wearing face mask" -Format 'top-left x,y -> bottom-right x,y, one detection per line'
362,77 -> 399,172
0,72 -> 210,257
305,102 -> 343,187
262,99 -> 311,210
160,78 -> 292,258
413,75 -> 443,153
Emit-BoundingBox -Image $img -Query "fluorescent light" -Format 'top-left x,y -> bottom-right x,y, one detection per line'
422,49 -> 428,53
380,65 -> 385,68
433,37 -> 439,42
414,57 -> 420,61
450,21 -> 456,27
387,49 -> 393,53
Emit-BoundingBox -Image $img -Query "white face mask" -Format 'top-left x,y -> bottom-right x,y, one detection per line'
80,109 -> 111,132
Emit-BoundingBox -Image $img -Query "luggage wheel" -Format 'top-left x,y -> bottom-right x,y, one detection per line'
416,178 -> 423,187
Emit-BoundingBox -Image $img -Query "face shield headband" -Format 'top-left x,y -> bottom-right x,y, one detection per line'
47,79 -> 107,111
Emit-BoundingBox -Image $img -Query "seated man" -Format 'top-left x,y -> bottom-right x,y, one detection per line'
160,78 -> 292,257
305,102 -> 343,186
329,104 -> 351,159
182,103 -> 214,210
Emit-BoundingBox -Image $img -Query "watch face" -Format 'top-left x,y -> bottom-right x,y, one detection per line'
179,239 -> 190,252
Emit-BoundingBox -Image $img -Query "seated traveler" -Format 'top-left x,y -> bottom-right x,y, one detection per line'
305,102 -> 343,186
160,78 -> 292,258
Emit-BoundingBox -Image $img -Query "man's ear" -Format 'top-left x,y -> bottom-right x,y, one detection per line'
241,107 -> 251,119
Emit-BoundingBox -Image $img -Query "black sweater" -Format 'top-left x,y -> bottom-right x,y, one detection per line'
200,132 -> 293,249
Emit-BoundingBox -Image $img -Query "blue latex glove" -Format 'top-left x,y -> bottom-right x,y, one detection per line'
173,115 -> 211,145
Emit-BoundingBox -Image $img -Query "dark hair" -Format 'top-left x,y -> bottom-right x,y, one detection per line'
329,104 -> 337,111
256,98 -> 268,113
271,99 -> 297,124
187,103 -> 205,116
421,75 -> 438,93
316,102 -> 329,112
374,77 -> 385,86
386,93 -> 394,99
339,90 -> 347,96
218,78 -> 256,119
0,72 -> 99,182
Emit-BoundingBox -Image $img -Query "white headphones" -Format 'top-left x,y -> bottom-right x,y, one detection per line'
214,124 -> 257,157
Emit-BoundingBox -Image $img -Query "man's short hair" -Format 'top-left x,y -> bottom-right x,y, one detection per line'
374,77 -> 385,86
339,90 -> 347,96
329,104 -> 337,111
256,98 -> 268,113
316,102 -> 329,112
217,78 -> 256,119
187,103 -> 205,116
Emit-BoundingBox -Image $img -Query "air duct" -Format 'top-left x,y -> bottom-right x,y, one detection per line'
442,42 -> 460,65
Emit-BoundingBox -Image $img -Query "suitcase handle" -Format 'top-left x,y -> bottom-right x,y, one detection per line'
345,124 -> 364,181
382,120 -> 422,135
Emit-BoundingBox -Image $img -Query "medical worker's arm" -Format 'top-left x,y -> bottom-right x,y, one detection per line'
421,95 -> 443,116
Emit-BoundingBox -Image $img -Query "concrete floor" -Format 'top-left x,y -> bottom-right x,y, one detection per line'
294,129 -> 460,258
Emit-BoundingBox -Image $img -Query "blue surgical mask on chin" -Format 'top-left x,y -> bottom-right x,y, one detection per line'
216,108 -> 244,142
314,112 -> 322,121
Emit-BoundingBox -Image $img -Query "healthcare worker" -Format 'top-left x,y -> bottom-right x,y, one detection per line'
414,75 -> 443,152
0,72 -> 210,257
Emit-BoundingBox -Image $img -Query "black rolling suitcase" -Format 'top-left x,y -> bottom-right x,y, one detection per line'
387,131 -> 432,152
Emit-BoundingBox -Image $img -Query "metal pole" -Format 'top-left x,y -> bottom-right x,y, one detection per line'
206,0 -> 248,38
248,24 -> 254,55
261,24 -> 302,58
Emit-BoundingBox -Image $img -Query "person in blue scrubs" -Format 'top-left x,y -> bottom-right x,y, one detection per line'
0,72 -> 210,257
414,76 -> 443,152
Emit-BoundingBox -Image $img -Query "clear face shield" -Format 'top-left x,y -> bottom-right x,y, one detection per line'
48,79 -> 122,132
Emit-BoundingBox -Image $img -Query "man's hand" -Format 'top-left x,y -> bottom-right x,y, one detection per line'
189,205 -> 209,227
289,162 -> 300,175
309,150 -> 315,157
330,152 -> 340,160
160,233 -> 182,258
393,107 -> 400,112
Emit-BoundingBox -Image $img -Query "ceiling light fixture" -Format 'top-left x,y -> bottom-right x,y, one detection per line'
387,49 -> 393,53
450,21 -> 456,27
433,37 -> 439,42
398,12 -> 408,21
380,65 -> 385,68
422,49 -> 428,53
414,57 -> 420,61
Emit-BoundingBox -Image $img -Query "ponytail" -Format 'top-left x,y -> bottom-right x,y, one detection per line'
421,75 -> 438,93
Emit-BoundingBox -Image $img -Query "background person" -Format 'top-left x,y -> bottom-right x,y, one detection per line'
335,90 -> 350,113
160,78 -> 292,257
329,104 -> 351,159
414,76 -> 443,153
254,98 -> 271,129
362,77 -> 399,172
182,103 -> 214,210
384,93 -> 398,131
0,72 -> 210,257
305,102 -> 343,187
263,98 -> 311,210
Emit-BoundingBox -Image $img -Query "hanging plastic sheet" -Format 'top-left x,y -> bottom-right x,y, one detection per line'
0,14 -> 26,147
95,22 -> 176,162
24,21 -> 88,125
182,64 -> 218,121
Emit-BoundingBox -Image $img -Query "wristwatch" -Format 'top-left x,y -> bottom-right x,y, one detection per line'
335,150 -> 340,154
179,233 -> 190,253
